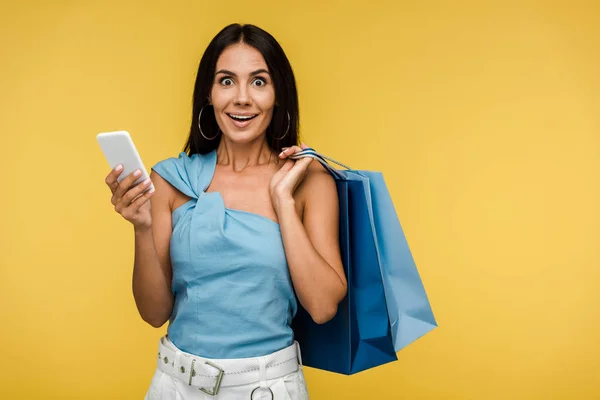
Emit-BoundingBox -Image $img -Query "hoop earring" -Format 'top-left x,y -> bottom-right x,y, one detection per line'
198,104 -> 220,140
271,112 -> 290,140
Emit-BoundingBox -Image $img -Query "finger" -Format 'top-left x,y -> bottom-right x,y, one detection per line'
112,169 -> 144,204
105,165 -> 124,193
275,159 -> 295,175
279,145 -> 303,159
294,155 -> 313,171
117,182 -> 153,216
121,178 -> 154,205
129,185 -> 156,213
283,156 -> 313,184
300,142 -> 309,150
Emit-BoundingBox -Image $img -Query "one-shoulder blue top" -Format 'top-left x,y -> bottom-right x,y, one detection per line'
151,150 -> 298,359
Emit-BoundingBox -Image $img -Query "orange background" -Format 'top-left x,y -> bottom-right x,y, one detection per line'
1,1 -> 599,398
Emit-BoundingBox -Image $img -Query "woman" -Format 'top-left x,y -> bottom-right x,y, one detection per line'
105,23 -> 347,399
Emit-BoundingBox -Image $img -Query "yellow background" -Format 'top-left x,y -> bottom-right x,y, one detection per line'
1,1 -> 599,399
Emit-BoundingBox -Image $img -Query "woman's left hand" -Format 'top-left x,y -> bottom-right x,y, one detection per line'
270,143 -> 313,212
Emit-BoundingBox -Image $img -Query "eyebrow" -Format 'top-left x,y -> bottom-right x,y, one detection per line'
215,69 -> 270,77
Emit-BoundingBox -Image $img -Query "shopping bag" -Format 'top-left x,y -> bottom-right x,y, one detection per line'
290,149 -> 437,374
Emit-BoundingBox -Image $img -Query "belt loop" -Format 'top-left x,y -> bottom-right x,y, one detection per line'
174,349 -> 180,376
189,359 -> 196,386
295,341 -> 303,368
258,357 -> 268,399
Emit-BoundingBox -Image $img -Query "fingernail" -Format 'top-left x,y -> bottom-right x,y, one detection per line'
134,170 -> 142,177
115,165 -> 123,171
143,178 -> 151,186
279,152 -> 285,157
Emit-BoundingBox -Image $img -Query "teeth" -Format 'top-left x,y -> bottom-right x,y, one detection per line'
229,114 -> 256,121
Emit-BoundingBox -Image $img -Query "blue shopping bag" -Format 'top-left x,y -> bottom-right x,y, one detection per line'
290,149 -> 437,374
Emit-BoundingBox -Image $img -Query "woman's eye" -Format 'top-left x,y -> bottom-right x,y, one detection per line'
220,78 -> 234,86
253,78 -> 267,87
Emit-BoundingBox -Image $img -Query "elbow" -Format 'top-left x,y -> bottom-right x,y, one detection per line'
139,309 -> 170,328
143,314 -> 168,328
310,281 -> 347,324
311,304 -> 338,325
310,291 -> 346,324
133,289 -> 173,328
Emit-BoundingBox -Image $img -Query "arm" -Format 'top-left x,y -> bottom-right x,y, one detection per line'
274,161 -> 348,324
131,170 -> 175,327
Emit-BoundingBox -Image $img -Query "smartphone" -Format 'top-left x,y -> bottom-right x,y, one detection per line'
96,130 -> 154,192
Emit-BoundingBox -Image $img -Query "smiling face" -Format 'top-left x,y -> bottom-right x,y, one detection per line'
209,43 -> 276,145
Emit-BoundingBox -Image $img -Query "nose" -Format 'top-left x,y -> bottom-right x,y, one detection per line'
234,84 -> 251,106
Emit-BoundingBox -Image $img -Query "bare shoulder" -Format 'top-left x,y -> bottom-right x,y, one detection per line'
306,160 -> 336,185
150,169 -> 176,209
296,160 -> 338,212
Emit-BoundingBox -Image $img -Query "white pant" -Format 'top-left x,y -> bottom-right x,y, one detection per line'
144,336 -> 309,399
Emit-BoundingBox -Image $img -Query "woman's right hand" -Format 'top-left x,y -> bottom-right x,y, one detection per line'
105,166 -> 156,230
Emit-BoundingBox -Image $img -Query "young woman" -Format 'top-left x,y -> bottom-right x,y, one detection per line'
104,23 -> 347,399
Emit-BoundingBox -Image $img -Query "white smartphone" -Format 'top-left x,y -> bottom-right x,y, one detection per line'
96,130 -> 154,192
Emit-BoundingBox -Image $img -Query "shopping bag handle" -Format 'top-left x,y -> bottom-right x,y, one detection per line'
289,148 -> 351,180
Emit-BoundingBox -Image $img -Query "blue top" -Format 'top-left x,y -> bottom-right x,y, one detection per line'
151,150 -> 298,359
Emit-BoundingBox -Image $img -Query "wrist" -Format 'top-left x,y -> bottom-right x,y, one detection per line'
134,223 -> 153,236
274,195 -> 295,214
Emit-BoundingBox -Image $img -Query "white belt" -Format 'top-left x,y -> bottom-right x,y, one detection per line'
156,336 -> 301,396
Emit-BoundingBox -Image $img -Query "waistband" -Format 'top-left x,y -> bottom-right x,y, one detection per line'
156,336 -> 301,395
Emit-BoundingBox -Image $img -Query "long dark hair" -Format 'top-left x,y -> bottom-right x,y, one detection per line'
184,24 -> 299,155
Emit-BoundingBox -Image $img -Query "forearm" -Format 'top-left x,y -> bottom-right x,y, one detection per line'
277,199 -> 346,324
132,227 -> 174,327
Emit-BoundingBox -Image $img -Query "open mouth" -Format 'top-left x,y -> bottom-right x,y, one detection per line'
227,113 -> 258,122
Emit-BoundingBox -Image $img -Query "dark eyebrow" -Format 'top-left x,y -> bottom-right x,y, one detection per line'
215,69 -> 270,77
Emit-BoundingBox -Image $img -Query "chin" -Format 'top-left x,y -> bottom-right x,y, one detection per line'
222,129 -> 264,144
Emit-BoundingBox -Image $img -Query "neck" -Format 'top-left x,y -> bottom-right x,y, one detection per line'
216,136 -> 276,171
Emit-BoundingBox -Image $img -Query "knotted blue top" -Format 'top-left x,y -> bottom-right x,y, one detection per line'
152,150 -> 297,358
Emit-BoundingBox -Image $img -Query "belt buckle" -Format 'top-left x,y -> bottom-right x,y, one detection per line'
189,359 -> 225,396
